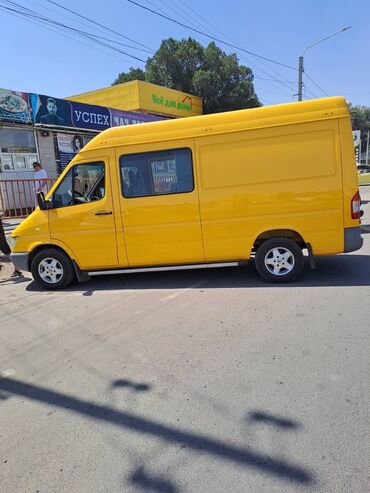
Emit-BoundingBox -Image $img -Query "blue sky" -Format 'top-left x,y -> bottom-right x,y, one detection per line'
1,0 -> 369,107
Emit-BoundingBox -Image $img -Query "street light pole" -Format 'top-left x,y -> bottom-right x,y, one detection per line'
297,26 -> 351,102
298,56 -> 304,101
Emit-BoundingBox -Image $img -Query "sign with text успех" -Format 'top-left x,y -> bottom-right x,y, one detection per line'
30,93 -> 162,130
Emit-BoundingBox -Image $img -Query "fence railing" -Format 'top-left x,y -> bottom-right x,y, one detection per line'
0,179 -> 57,218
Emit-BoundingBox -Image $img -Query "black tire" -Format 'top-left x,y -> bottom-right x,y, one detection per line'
255,237 -> 304,282
31,248 -> 75,289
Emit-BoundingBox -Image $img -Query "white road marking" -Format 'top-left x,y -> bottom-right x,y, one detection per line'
160,281 -> 208,301
1,369 -> 16,377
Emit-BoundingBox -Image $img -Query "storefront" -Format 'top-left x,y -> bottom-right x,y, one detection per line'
0,87 -> 164,180
0,86 -> 165,216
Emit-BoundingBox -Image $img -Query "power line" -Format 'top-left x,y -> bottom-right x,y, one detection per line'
0,1 -> 147,63
27,0 -> 151,51
0,6 -> 136,65
139,0 -> 296,99
304,71 -> 329,97
303,84 -> 320,99
46,0 -> 154,52
254,77 -> 295,83
126,0 -> 297,71
169,0 -> 297,90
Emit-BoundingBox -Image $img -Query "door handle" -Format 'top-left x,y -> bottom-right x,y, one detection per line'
95,211 -> 112,216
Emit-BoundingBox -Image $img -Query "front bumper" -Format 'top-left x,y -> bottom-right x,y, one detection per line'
10,252 -> 30,272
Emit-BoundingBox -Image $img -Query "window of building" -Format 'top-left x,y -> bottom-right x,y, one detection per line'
0,128 -> 38,171
120,148 -> 194,198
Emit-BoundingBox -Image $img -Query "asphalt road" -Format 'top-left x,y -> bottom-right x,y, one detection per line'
1,187 -> 370,493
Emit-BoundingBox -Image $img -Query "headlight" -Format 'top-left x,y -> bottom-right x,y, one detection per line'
8,236 -> 17,249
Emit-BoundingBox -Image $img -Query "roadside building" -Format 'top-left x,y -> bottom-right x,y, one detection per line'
67,80 -> 203,119
0,83 -> 201,217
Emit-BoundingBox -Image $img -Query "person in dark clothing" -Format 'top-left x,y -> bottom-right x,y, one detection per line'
0,217 -> 22,277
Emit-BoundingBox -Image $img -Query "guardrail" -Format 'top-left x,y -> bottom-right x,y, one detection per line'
0,179 -> 56,218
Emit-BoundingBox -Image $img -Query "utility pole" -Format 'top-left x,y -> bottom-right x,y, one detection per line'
298,56 -> 304,101
366,130 -> 369,166
297,27 -> 351,101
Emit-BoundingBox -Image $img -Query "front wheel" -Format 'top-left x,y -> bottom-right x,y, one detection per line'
31,248 -> 75,289
254,238 -> 304,282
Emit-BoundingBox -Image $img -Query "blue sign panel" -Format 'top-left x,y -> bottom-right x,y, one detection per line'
70,101 -> 111,131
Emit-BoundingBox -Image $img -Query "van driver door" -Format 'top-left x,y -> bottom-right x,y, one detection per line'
48,158 -> 118,270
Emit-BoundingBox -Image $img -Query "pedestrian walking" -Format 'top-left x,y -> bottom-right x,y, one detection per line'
32,161 -> 48,206
0,215 -> 22,277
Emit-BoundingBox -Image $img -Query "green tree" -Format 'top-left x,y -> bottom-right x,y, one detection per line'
112,38 -> 261,114
112,67 -> 146,85
349,104 -> 370,150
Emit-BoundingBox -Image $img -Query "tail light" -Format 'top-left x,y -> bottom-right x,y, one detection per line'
351,191 -> 361,219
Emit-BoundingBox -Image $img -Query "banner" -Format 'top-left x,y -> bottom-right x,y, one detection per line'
110,108 -> 159,126
70,101 -> 111,131
0,89 -> 32,124
31,93 -> 72,126
30,92 -> 163,130
57,133 -> 85,170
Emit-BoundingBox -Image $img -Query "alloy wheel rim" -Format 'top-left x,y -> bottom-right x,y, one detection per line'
264,247 -> 295,276
38,258 -> 64,284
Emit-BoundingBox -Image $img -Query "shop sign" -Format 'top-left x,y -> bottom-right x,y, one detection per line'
110,108 -> 159,126
0,88 -> 32,124
151,93 -> 193,112
31,93 -> 162,131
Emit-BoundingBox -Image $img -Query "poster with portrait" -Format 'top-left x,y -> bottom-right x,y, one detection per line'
0,88 -> 32,123
56,133 -> 84,170
31,93 -> 72,127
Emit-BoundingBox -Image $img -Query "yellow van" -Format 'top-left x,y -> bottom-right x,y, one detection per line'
11,97 -> 363,289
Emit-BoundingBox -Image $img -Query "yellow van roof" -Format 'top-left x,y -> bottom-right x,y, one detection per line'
82,97 -> 349,152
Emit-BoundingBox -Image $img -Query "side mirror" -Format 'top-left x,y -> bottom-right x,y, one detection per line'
37,191 -> 52,210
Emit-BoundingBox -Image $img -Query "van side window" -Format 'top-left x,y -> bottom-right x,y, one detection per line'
120,148 -> 194,198
52,162 -> 105,208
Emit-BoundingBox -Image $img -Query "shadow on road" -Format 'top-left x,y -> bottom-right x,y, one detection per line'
128,467 -> 179,493
112,379 -> 152,393
0,376 -> 315,486
247,411 -> 301,430
25,254 -> 370,294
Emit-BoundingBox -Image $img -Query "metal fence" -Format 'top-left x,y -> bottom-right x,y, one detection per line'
0,179 -> 56,218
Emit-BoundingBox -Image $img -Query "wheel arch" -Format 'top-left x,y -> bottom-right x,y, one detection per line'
252,229 -> 306,252
29,241 -> 76,267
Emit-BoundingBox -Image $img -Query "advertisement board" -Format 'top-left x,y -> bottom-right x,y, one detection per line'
30,92 -> 162,130
56,132 -> 86,170
0,89 -> 32,124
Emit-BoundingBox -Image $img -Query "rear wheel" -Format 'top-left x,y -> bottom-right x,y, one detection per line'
255,237 -> 304,282
31,248 -> 75,289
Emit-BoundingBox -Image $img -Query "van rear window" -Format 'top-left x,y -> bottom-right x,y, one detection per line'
120,148 -> 194,198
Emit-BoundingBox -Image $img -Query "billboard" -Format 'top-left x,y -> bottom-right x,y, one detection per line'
0,89 -> 32,124
30,93 -> 162,130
